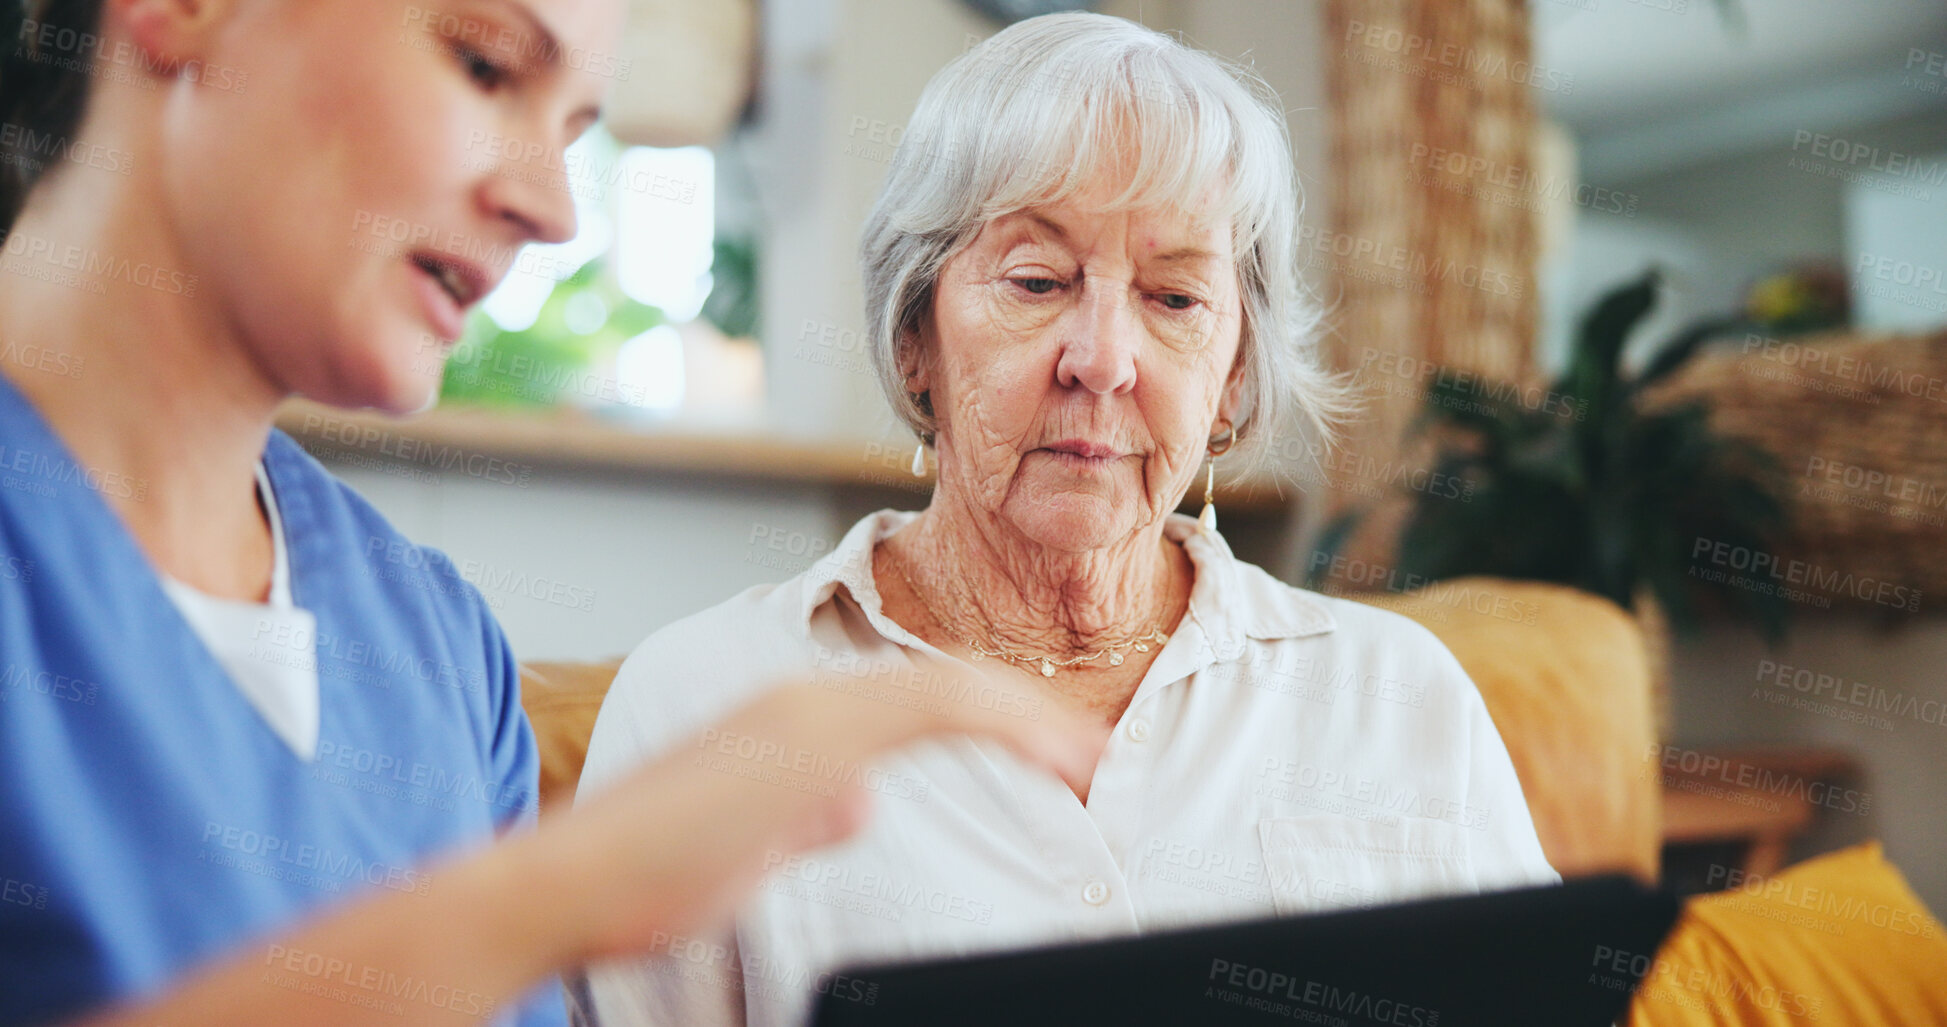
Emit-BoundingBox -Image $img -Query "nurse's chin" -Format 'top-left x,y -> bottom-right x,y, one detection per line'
293,358 -> 446,419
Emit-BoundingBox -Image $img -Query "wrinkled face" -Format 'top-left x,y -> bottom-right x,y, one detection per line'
915,180 -> 1247,553
155,0 -> 621,412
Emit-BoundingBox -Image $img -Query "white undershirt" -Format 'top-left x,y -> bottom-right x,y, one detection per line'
159,464 -> 321,760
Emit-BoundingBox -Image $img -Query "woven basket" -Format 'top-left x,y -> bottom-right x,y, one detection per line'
1645,328 -> 1947,612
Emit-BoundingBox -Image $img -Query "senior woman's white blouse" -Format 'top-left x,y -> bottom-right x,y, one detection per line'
579,510 -> 1558,1027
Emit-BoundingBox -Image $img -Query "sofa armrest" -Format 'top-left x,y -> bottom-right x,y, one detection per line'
519,658 -> 625,817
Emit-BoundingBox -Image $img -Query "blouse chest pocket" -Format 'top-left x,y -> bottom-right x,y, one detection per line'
1257,816 -> 1478,917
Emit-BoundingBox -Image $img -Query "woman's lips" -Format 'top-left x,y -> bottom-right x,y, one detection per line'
1046,439 -> 1119,459
409,260 -> 468,342
406,253 -> 494,343
1040,441 -> 1125,470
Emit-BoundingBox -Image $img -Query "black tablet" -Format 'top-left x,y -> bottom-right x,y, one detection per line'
811,876 -> 1681,1027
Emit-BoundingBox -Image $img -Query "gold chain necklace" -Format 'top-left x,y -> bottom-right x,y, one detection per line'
887,555 -> 1169,678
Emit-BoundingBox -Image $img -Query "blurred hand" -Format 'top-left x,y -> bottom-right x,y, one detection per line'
557,664 -> 1107,961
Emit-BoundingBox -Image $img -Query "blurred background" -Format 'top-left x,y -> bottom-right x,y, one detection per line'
282,0 -> 1947,911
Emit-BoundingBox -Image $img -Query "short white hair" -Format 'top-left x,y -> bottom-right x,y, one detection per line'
859,11 -> 1349,471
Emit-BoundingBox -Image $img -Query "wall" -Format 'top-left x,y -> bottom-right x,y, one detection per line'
327,460 -> 844,661
1667,618 -> 1947,914
1847,144 -> 1947,333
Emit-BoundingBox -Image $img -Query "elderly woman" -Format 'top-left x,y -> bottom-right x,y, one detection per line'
579,12 -> 1556,1026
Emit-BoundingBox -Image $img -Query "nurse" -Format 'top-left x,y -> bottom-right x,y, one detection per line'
0,1 -> 1100,1025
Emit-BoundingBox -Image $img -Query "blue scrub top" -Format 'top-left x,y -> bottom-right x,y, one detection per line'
0,372 -> 567,1027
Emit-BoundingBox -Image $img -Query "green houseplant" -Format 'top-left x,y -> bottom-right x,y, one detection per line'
1317,270 -> 1791,642
441,258 -> 663,409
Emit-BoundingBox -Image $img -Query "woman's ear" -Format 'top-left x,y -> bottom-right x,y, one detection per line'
1216,347 -> 1248,428
115,0 -> 236,79
898,328 -> 933,396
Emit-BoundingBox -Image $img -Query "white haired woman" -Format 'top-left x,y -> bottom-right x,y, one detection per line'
580,12 -> 1557,1026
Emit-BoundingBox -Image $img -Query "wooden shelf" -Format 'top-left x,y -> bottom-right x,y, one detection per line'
275,400 -> 1296,514
1659,746 -> 1861,883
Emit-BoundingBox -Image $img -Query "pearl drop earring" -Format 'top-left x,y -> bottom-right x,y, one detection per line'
1200,418 -> 1236,536
1199,461 -> 1218,535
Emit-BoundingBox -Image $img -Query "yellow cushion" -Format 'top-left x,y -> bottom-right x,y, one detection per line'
1629,842 -> 1947,1025
1359,577 -> 1660,881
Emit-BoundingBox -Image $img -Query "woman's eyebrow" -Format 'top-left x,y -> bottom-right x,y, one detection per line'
1151,247 -> 1221,265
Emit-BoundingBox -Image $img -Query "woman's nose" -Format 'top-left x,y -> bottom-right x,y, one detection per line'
1054,283 -> 1140,395
478,151 -> 579,246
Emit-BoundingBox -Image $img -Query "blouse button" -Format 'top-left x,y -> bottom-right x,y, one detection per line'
1126,719 -> 1151,742
1082,880 -> 1110,906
